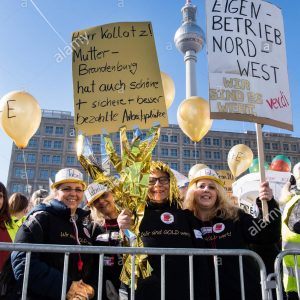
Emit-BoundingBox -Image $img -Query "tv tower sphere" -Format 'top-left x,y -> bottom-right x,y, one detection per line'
174,1 -> 205,54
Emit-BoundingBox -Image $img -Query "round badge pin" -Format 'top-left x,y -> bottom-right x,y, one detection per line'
160,212 -> 174,224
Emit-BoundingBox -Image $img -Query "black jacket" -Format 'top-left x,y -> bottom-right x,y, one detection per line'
89,219 -> 123,300
134,201 -> 210,300
198,198 -> 281,300
11,199 -> 94,300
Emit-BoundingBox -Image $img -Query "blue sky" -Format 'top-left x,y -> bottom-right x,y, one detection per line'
0,0 -> 299,184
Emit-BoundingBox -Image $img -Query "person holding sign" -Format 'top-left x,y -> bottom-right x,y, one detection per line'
117,161 -> 210,300
85,182 -> 123,300
280,167 -> 300,300
184,167 -> 281,300
11,168 -> 95,300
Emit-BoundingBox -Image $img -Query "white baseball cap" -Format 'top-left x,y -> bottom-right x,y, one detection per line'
189,167 -> 224,187
51,168 -> 87,190
85,182 -> 110,206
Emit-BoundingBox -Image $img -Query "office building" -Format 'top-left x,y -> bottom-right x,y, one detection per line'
6,109 -> 300,195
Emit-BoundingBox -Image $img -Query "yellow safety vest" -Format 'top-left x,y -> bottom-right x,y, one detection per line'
5,215 -> 26,242
282,195 -> 300,292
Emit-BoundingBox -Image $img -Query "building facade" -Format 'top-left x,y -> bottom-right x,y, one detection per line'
6,110 -> 300,195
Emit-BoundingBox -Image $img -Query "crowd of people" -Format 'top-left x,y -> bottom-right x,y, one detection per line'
0,162 -> 299,299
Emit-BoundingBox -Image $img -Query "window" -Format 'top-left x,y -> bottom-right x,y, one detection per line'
152,147 -> 157,156
12,183 -> 24,193
183,149 -> 190,158
213,152 -> 221,160
54,141 -> 63,149
14,168 -> 24,178
50,170 -> 56,179
26,169 -> 35,179
92,143 -> 101,152
52,155 -> 61,164
205,151 -> 212,159
204,138 -> 211,146
170,149 -> 178,157
192,150 -> 200,158
213,138 -> 220,146
184,164 -> 191,173
43,140 -> 52,148
115,144 -> 120,154
28,138 -> 38,148
292,144 -> 297,151
283,143 -> 289,151
126,132 -> 133,140
266,155 -> 272,163
55,127 -> 64,135
233,140 -> 240,145
225,140 -> 231,147
161,135 -> 168,142
16,153 -> 23,162
272,143 -> 279,150
183,136 -> 190,144
66,156 -> 76,165
45,126 -> 53,134
40,169 -> 49,179
264,143 -> 270,150
68,142 -> 74,151
27,154 -> 36,163
41,155 -> 50,164
214,164 -> 222,170
170,163 -> 178,170
244,140 -> 251,147
170,135 -> 178,143
161,149 -> 168,156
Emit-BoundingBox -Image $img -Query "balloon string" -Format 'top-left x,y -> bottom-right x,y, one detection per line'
22,149 -> 30,196
194,142 -> 198,164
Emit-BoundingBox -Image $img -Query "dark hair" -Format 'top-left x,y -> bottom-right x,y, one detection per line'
8,193 -> 29,215
0,182 -> 11,228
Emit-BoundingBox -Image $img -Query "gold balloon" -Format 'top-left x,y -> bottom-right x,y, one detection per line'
161,71 -> 175,109
227,144 -> 253,177
0,91 -> 42,148
188,163 -> 208,181
177,96 -> 213,142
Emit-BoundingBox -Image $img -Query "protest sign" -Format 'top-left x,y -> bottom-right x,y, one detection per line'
72,22 -> 168,135
206,0 -> 292,130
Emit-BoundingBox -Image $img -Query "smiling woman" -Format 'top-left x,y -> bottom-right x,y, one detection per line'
84,181 -> 122,300
11,168 -> 95,300
117,161 -> 211,300
184,167 -> 281,300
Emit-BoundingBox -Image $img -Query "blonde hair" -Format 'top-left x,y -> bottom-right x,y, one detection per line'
184,180 -> 239,221
89,205 -> 106,226
149,161 -> 181,206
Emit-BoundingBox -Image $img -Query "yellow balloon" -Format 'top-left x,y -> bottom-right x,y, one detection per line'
161,71 -> 175,109
177,96 -> 213,142
188,163 -> 208,181
0,91 -> 42,148
227,144 -> 253,177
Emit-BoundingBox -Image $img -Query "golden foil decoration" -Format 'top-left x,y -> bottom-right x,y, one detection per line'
76,125 -> 160,286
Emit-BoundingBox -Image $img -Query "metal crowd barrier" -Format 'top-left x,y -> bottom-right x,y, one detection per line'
272,249 -> 300,300
0,242 -> 270,300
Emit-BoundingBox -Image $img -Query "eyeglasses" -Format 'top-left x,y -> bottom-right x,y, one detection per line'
59,187 -> 84,193
149,177 -> 170,186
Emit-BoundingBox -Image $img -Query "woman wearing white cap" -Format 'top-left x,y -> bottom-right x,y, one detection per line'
184,167 -> 281,300
85,182 -> 122,300
11,168 -> 95,300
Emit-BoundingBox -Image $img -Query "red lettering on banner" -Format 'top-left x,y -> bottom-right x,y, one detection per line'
266,91 -> 289,110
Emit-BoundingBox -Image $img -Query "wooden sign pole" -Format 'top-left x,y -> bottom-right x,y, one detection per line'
255,123 -> 269,222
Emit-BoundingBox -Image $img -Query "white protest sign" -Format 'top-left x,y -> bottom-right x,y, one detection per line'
206,0 -> 292,130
